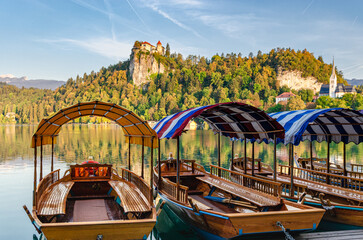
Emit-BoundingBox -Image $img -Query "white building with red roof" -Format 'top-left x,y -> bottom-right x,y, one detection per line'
139,41 -> 164,55
276,92 -> 296,104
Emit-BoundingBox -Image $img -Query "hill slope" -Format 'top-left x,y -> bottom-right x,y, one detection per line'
0,75 -> 65,90
0,47 -> 360,124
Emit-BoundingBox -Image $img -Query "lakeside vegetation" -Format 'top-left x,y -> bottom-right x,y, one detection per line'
0,46 -> 362,124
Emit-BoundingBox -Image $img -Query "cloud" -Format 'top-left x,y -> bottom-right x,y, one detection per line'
141,0 -> 202,38
103,0 -> 116,40
126,0 -> 150,31
39,38 -> 132,60
196,13 -> 278,39
165,0 -> 203,7
71,0 -> 152,37
302,0 -> 314,15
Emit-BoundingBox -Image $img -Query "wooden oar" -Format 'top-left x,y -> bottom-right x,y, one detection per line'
204,196 -> 257,209
23,205 -> 42,234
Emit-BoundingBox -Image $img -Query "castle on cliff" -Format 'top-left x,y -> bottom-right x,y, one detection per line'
134,41 -> 165,55
129,40 -> 166,86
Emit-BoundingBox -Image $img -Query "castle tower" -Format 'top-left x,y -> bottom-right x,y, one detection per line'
156,41 -> 164,55
329,58 -> 337,98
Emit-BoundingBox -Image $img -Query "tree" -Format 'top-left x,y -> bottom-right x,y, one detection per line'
286,96 -> 305,110
166,43 -> 170,57
298,89 -> 314,102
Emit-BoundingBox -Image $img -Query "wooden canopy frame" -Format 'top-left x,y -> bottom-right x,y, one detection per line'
31,101 -> 157,206
31,101 -> 158,149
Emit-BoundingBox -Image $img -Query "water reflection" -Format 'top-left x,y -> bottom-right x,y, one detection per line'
0,125 -> 362,239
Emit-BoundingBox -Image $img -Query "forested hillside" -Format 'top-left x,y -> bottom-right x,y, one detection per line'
1,47 -> 362,124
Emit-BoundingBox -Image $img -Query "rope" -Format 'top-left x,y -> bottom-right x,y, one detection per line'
276,221 -> 295,240
322,205 -> 335,210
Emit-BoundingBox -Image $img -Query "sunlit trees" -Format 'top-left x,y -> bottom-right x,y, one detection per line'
286,96 -> 306,110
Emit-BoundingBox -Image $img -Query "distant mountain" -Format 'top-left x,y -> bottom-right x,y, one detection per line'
346,79 -> 363,86
0,75 -> 65,90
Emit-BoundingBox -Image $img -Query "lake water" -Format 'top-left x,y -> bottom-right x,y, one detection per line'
1,124 -> 362,239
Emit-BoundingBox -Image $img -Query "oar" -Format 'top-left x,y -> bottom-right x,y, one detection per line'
23,205 -> 42,234
204,196 -> 257,209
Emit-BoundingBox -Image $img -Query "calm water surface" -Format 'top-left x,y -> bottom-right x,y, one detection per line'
0,125 -> 362,239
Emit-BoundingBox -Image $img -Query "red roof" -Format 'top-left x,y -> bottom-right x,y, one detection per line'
276,92 -> 296,99
142,41 -> 153,46
157,41 -> 162,45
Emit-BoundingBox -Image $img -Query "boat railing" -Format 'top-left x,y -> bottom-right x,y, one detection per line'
232,157 -> 262,171
210,165 -> 282,198
36,169 -> 60,207
153,167 -> 189,204
158,159 -> 202,173
70,163 -> 112,180
114,168 -> 153,205
280,181 -> 308,199
351,164 -> 363,173
309,166 -> 345,174
347,171 -> 363,179
279,165 -> 363,191
183,160 -> 206,173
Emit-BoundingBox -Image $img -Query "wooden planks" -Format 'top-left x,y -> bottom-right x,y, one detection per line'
37,181 -> 74,216
196,175 -> 280,207
296,230 -> 363,240
73,199 -> 109,222
277,174 -> 363,203
109,180 -> 151,213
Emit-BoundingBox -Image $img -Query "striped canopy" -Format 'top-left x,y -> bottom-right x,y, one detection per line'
31,101 -> 158,148
153,102 -> 284,141
269,108 -> 363,145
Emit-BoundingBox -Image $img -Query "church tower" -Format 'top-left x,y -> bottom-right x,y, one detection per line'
329,58 -> 337,98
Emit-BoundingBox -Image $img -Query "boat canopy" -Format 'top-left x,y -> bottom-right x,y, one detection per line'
153,102 -> 284,141
31,101 -> 158,148
269,108 -> 363,145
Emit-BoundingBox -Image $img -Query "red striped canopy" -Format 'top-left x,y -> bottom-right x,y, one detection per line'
153,102 -> 284,141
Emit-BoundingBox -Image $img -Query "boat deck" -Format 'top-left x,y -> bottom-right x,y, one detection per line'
277,174 -> 363,203
196,175 -> 281,207
73,199 -> 111,222
189,194 -> 239,213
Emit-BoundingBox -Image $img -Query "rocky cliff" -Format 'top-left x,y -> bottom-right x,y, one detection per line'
277,70 -> 322,94
129,49 -> 165,86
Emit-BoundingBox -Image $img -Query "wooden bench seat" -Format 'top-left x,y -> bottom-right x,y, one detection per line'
109,180 -> 151,213
37,181 -> 74,216
196,175 -> 281,207
277,175 -> 363,203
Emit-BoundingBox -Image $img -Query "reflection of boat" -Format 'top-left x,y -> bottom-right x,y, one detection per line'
233,108 -> 363,227
153,102 -> 324,239
24,101 -> 158,240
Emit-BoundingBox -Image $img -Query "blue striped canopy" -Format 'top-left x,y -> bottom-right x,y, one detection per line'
269,108 -> 363,145
153,102 -> 285,141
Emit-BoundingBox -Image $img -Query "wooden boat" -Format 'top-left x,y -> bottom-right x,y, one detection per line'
232,108 -> 363,227
153,160 -> 324,239
296,157 -> 363,179
24,101 -> 158,240
152,102 -> 325,239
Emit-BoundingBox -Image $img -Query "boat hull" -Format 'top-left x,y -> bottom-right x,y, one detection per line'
158,193 -> 324,239
38,219 -> 155,240
285,198 -> 363,227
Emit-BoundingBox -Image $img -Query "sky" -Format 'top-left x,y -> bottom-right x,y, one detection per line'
0,0 -> 363,81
